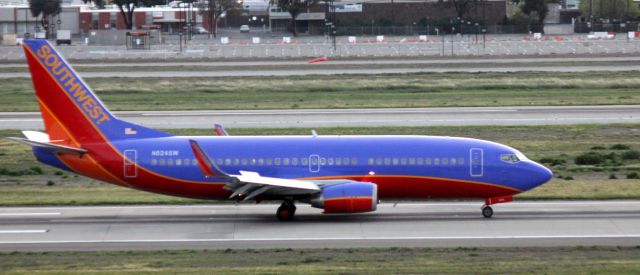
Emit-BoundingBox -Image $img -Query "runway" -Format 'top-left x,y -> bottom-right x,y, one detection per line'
0,201 -> 639,251
1,105 -> 638,130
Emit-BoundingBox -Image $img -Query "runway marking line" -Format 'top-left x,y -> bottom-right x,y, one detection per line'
0,230 -> 48,234
1,234 -> 640,244
0,213 -> 61,216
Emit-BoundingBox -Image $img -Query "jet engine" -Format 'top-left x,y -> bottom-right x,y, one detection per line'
310,182 -> 378,213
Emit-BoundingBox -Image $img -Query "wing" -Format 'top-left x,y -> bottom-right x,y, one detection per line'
214,124 -> 229,136
189,139 -> 320,200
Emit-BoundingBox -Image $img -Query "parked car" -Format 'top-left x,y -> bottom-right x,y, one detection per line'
183,26 -> 209,34
240,25 -> 250,33
56,30 -> 71,45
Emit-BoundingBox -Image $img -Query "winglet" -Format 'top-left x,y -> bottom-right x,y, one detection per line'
188,139 -> 228,178
214,124 -> 229,136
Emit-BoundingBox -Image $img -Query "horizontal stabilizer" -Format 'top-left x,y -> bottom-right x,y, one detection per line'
6,137 -> 87,155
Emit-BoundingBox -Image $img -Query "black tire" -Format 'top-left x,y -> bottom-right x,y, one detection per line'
482,206 -> 493,218
276,201 -> 296,221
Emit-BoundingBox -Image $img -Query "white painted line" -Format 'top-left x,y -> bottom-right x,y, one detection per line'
0,212 -> 61,217
0,234 -> 639,245
0,230 -> 48,234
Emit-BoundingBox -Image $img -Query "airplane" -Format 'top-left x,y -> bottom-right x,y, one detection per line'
9,40 -> 553,221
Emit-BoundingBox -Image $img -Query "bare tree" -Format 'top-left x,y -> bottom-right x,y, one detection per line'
438,0 -> 478,19
513,0 -> 560,32
29,0 -> 62,37
197,0 -> 240,38
273,0 -> 321,37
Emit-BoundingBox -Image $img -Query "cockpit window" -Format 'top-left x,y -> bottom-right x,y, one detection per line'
500,154 -> 520,164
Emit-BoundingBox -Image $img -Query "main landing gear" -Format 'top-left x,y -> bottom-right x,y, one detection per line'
482,196 -> 513,218
276,200 -> 296,221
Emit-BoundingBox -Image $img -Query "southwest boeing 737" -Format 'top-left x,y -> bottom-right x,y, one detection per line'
10,40 -> 553,220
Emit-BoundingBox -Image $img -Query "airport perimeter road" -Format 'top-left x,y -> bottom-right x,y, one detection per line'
1,201 -> 639,251
2,65 -> 640,78
0,105 -> 637,130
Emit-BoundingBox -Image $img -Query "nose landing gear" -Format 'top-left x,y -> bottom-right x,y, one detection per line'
276,200 -> 296,221
482,195 -> 512,218
481,206 -> 494,218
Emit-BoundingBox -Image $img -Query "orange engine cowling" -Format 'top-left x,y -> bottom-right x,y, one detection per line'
310,182 -> 378,213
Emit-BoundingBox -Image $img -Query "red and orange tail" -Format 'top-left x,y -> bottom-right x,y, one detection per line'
22,40 -> 170,146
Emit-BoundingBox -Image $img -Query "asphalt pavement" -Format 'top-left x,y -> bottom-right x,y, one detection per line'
1,201 -> 639,251
0,105 -> 637,130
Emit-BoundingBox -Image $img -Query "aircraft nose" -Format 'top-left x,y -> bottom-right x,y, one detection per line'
531,161 -> 553,186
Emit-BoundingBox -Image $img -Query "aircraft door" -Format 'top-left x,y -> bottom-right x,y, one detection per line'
470,148 -> 483,177
124,149 -> 137,178
309,154 -> 320,173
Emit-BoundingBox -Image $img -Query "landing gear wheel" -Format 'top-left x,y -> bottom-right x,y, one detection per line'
482,206 -> 493,218
276,200 -> 296,221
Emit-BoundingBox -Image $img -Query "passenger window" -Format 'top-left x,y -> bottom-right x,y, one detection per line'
216,159 -> 223,165
242,158 -> 248,165
343,157 -> 350,165
425,158 -> 431,165
192,159 -> 198,166
351,158 -> 358,165
401,158 -> 407,165
151,159 -> 157,166
417,158 -> 423,165
336,158 -> 342,166
176,159 -> 182,166
292,158 -> 298,166
320,158 -> 326,165
283,158 -> 290,165
409,158 -> 415,165
392,158 -> 399,165
442,158 -> 449,165
328,158 -> 334,165
159,159 -> 166,166
301,158 -> 308,165
368,158 -> 374,165
450,158 -> 456,165
184,158 -> 190,166
266,158 -> 272,166
225,158 -> 231,165
434,158 -> 440,165
376,158 -> 382,165
233,159 -> 239,165
275,158 -> 281,165
250,159 -> 256,165
258,158 -> 264,166
167,158 -> 174,166
384,158 -> 391,165
458,157 -> 465,165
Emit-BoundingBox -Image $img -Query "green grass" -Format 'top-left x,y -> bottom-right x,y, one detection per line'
0,124 -> 639,205
1,71 -> 639,111
1,247 -> 640,274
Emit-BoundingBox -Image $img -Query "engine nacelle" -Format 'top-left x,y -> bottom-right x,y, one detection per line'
310,182 -> 378,213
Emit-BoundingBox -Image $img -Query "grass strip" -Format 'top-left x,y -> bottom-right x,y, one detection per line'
0,71 -> 639,112
1,247 -> 640,274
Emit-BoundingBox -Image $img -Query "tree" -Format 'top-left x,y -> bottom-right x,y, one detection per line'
29,0 -> 62,36
82,0 -> 165,30
273,0 -> 321,37
196,0 -> 240,38
438,0 -> 478,20
579,0 -> 640,20
512,0 -> 559,32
